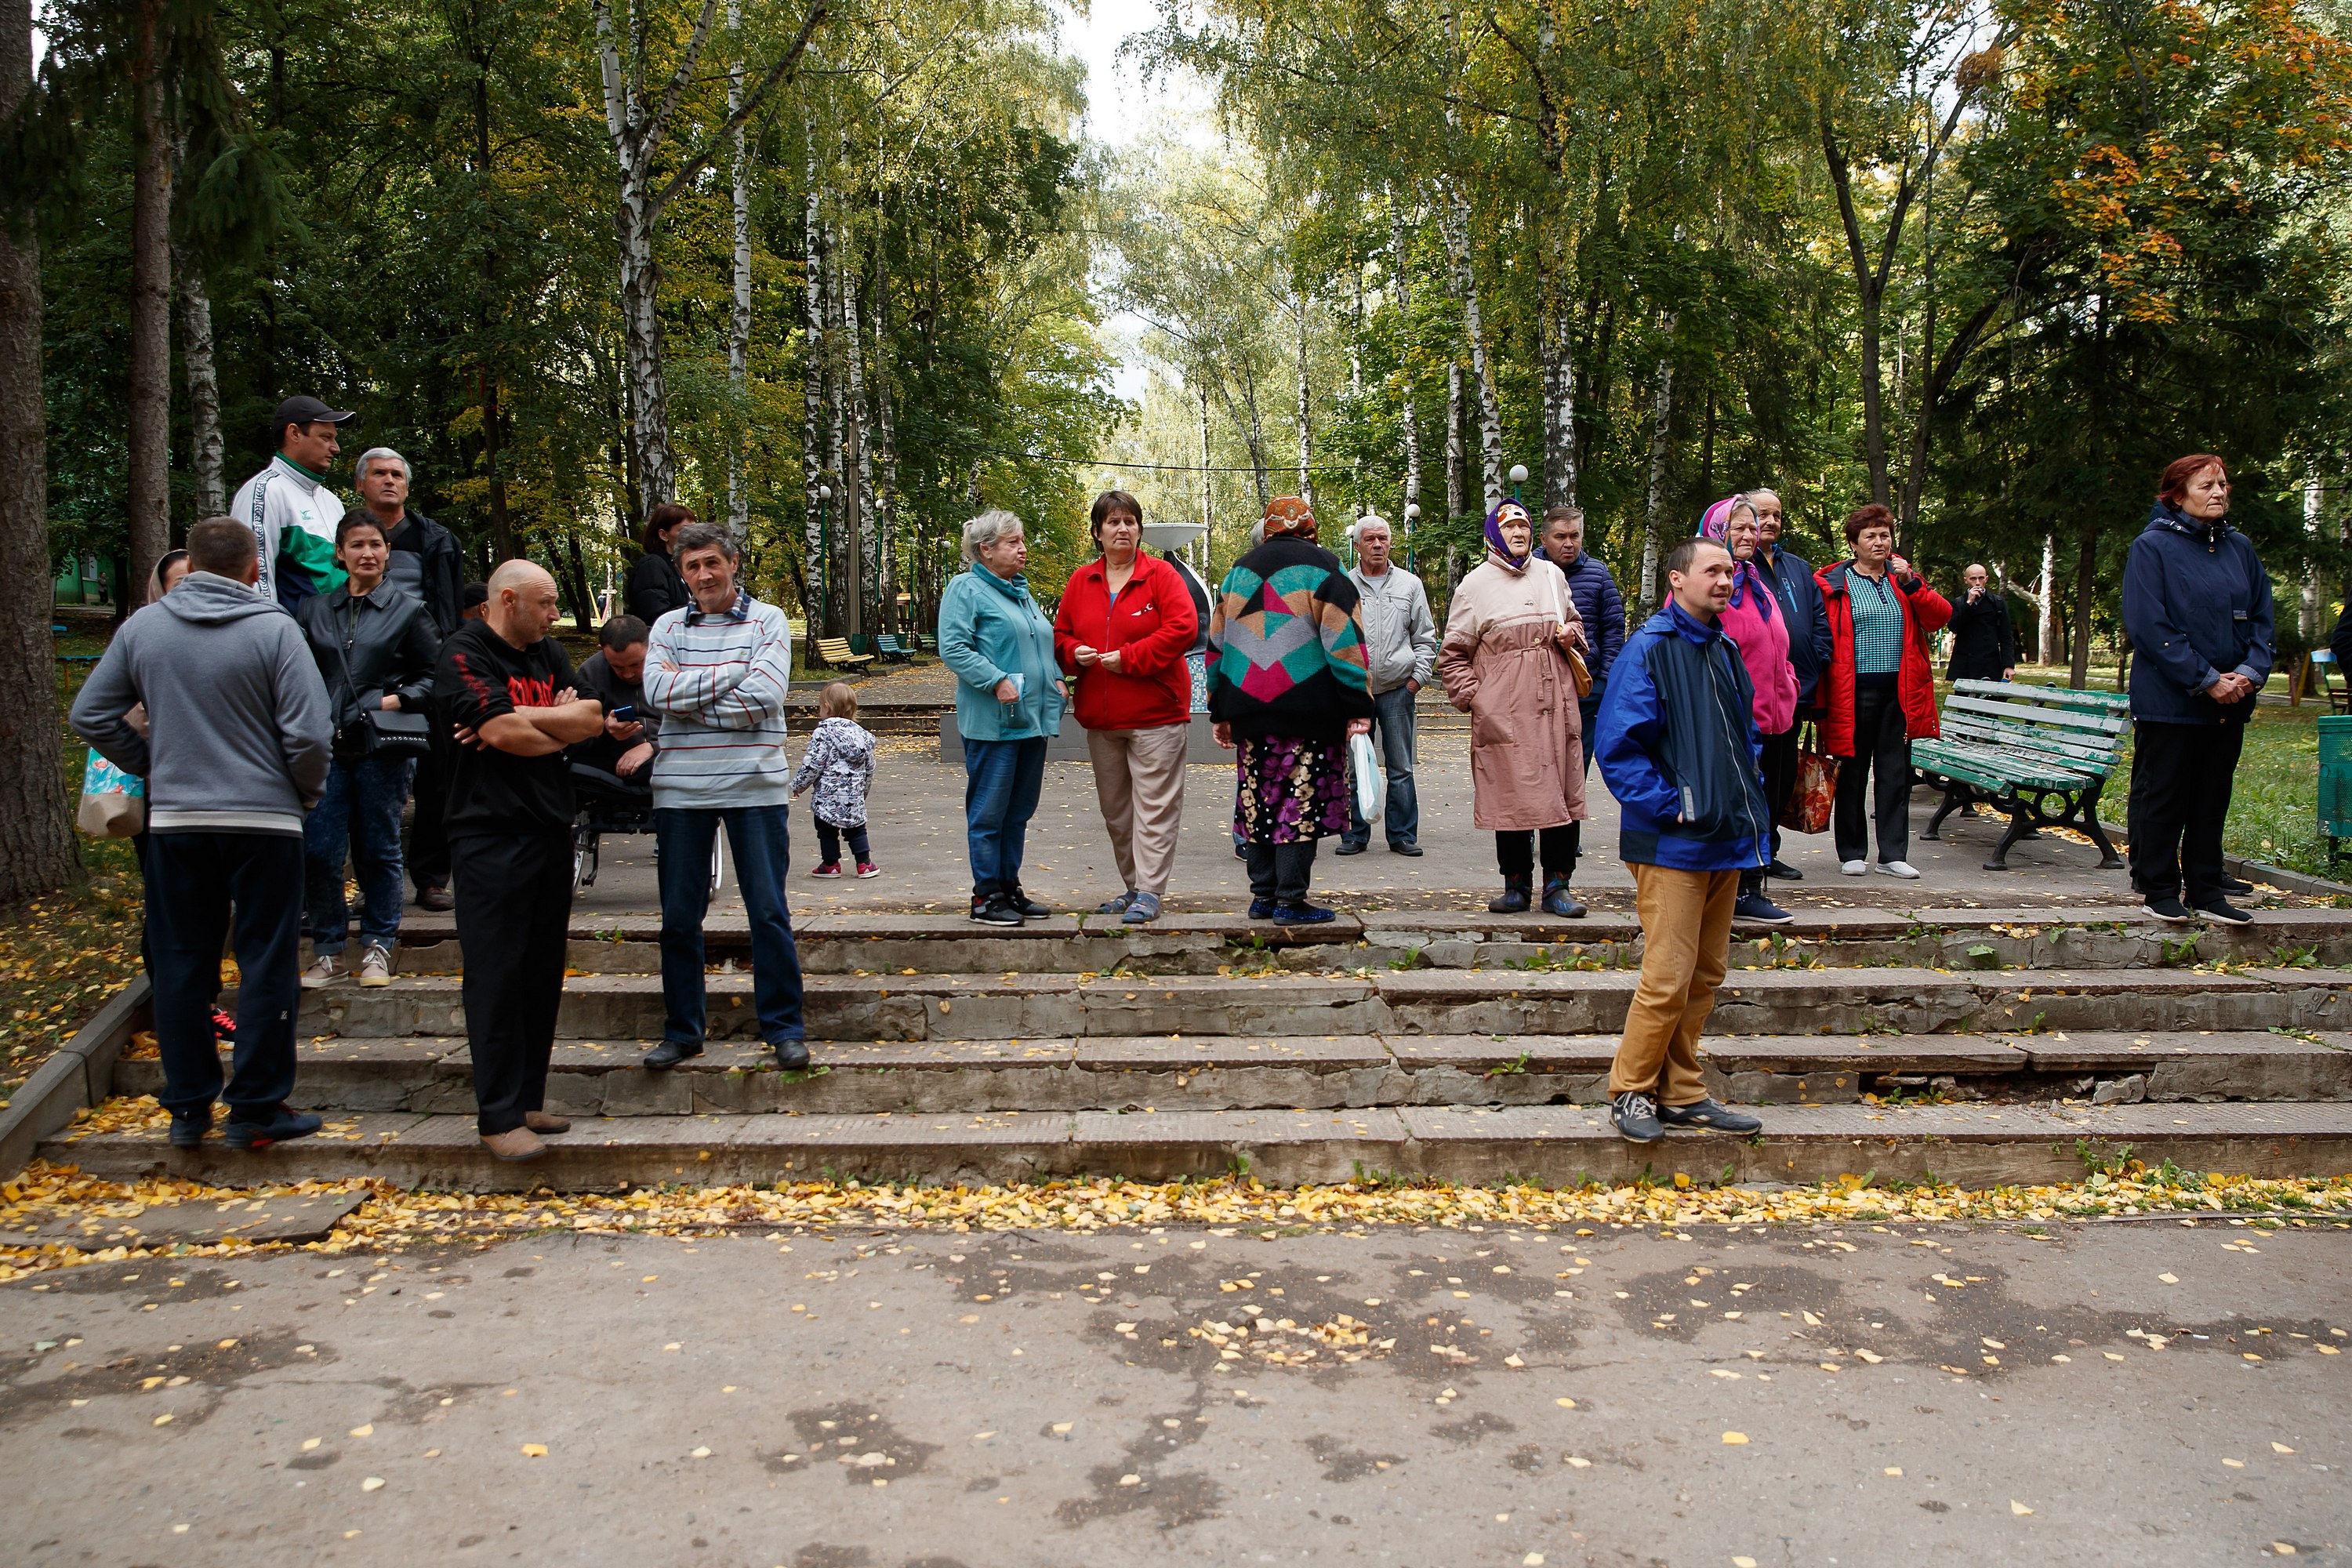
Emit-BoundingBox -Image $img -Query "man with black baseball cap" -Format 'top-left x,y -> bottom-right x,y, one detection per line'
230,395 -> 356,613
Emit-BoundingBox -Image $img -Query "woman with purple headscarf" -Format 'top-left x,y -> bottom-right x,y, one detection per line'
1437,499 -> 1589,916
1698,494 -> 1800,923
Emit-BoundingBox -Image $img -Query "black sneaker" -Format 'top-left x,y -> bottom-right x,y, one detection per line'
223,1105 -> 323,1150
968,895 -> 1023,927
1767,859 -> 1804,881
644,1040 -> 703,1069
169,1109 -> 212,1149
1657,1098 -> 1763,1134
1541,877 -> 1587,918
1333,840 -> 1367,856
1610,1091 -> 1664,1144
1391,841 -> 1424,858
2143,896 -> 2194,923
1271,902 -> 1336,925
209,1008 -> 239,1043
1247,898 -> 1276,920
772,1039 -> 811,1072
1006,887 -> 1054,919
1734,890 -> 1795,924
2195,900 -> 2254,926
1487,883 -> 1531,914
2219,875 -> 2256,897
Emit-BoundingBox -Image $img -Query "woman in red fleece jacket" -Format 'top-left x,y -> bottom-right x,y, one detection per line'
1054,492 -> 1200,923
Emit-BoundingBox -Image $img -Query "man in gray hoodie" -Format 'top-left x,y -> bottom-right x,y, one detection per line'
72,517 -> 336,1152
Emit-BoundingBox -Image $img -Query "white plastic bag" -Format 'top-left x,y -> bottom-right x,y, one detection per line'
1348,731 -> 1383,826
77,750 -> 145,838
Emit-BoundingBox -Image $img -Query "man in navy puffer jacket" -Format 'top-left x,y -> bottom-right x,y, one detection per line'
1593,537 -> 1769,1144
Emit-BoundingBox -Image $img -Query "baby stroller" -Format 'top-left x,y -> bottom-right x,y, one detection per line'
569,763 -> 727,895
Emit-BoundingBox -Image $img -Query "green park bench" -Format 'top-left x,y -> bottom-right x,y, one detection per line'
1912,680 -> 2132,871
811,635 -> 874,672
916,632 -> 939,655
869,632 -> 915,662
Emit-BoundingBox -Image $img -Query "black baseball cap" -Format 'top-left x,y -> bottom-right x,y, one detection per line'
273,395 -> 356,431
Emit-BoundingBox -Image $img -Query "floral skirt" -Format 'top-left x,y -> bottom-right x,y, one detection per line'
1233,733 -> 1350,845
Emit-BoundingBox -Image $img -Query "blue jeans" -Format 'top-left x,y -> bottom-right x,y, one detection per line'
963,736 -> 1047,900
1342,684 -> 1421,848
304,753 -> 412,953
655,804 -> 807,1047
1579,694 -> 1603,776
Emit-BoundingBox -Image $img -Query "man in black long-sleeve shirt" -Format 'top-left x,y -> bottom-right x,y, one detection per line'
1946,564 -> 2017,682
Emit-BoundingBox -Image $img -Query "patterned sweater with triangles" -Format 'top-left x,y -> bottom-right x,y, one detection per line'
1206,537 -> 1376,742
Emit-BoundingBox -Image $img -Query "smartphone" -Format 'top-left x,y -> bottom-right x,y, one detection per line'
611,704 -> 637,722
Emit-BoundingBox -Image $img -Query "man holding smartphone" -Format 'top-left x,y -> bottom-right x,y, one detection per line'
570,615 -> 659,784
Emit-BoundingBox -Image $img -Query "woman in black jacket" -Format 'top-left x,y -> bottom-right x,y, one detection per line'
297,510 -> 443,988
626,502 -> 695,625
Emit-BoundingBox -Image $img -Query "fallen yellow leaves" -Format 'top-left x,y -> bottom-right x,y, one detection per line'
2010,1501 -> 2034,1516
1721,1432 -> 1749,1446
520,1443 -> 548,1457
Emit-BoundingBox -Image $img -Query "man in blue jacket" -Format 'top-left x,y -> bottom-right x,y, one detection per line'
1541,505 -> 1625,778
1748,489 -> 1831,878
1593,537 -> 1770,1144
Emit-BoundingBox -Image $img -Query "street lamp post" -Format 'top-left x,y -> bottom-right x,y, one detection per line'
1508,463 -> 1529,506
1403,500 -> 1421,572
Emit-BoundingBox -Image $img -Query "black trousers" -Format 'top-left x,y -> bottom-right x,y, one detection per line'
1245,840 -> 1316,906
1496,825 -> 1577,885
452,831 -> 573,1135
1748,725 -> 1800,891
2128,720 -> 2245,906
1835,681 -> 1912,865
145,832 -> 303,1118
814,819 -> 872,865
407,718 -> 454,893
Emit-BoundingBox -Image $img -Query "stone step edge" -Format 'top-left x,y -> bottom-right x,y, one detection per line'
42,1102 -> 2352,1192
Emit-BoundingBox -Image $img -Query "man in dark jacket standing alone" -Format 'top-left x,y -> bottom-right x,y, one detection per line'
1541,506 -> 1624,778
1592,537 -> 1769,1145
71,518 -> 335,1151
2122,455 -> 2273,924
1945,564 -> 2017,683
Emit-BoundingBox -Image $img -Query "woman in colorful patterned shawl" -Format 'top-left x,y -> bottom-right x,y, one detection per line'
1207,496 -> 1376,924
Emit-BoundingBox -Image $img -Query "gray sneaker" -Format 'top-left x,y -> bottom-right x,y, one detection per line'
1657,1098 -> 1763,1134
1610,1091 -> 1664,1144
299,953 -> 347,989
357,944 -> 394,987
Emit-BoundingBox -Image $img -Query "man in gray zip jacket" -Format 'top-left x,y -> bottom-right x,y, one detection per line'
1337,515 -> 1437,855
71,518 -> 335,1152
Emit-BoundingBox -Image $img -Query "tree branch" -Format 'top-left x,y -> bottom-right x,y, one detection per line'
650,0 -> 826,216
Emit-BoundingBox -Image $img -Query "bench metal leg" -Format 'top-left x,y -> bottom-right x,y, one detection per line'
1922,783 -> 1973,842
2076,781 -> 2125,870
1984,806 -> 2036,870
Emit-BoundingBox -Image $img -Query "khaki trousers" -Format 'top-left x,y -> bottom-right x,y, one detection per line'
1607,862 -> 1740,1105
1086,724 -> 1190,897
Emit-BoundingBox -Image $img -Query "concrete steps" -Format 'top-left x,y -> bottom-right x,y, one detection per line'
286,964 -> 2352,1044
110,1030 -> 2352,1118
44,1100 -> 2352,1193
384,906 -> 2352,976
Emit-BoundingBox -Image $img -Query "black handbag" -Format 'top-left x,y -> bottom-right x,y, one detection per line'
361,707 -> 431,759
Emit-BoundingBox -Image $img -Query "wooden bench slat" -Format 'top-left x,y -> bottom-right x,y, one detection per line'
1913,746 -> 2086,792
1940,694 -> 2128,738
1938,720 -> 2122,772
1951,679 -> 2131,710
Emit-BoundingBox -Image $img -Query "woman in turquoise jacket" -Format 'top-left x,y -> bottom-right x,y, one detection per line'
938,509 -> 1067,924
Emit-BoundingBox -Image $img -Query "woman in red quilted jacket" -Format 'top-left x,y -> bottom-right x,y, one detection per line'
1815,503 -> 1951,879
1054,492 -> 1200,924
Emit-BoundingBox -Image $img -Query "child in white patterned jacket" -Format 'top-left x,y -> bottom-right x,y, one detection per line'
791,683 -> 879,877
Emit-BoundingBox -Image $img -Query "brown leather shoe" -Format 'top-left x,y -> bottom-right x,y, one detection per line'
417,884 -> 455,912
524,1111 -> 571,1134
480,1127 -> 546,1162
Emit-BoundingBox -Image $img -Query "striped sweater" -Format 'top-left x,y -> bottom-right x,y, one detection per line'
642,589 -> 795,810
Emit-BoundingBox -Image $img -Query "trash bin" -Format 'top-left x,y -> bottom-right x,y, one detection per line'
2319,717 -> 2352,862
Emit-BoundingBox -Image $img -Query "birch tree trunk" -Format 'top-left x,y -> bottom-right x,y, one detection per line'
0,0 -> 74,901
2303,472 -> 2324,643
175,245 -> 225,516
725,0 -> 751,550
870,139 -> 899,634
1199,386 -> 1212,538
802,153 -> 826,632
1541,286 -> 1576,510
1294,285 -> 1312,503
1387,194 -> 1422,536
1445,361 -> 1465,522
1639,341 -> 1677,615
127,0 -> 173,599
2038,532 -> 2056,665
837,215 -> 875,640
1437,183 -> 1503,515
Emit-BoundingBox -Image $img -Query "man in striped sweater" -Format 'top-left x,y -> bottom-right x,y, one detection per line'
641,523 -> 811,1072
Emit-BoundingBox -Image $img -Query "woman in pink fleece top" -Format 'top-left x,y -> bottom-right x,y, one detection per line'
1699,495 -> 1798,923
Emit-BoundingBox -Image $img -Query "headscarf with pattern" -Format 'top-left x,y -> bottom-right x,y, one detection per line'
1697,494 -> 1775,618
1483,500 -> 1536,574
1261,495 -> 1317,539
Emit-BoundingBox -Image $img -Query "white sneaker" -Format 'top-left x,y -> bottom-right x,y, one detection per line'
1876,860 -> 1922,880
1839,860 -> 1868,877
357,944 -> 394,987
299,954 -> 347,989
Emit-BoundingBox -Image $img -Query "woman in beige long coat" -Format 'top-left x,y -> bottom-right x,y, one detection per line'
1437,499 -> 1590,916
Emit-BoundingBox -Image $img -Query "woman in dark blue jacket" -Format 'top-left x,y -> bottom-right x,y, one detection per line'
2120,454 -> 2274,924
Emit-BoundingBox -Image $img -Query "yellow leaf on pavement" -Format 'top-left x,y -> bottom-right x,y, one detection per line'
1722,1432 -> 1749,1445
2010,1501 -> 2034,1515
521,1443 -> 548,1457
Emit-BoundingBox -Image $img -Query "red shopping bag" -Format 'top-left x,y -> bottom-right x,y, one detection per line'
1780,720 -> 1838,835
